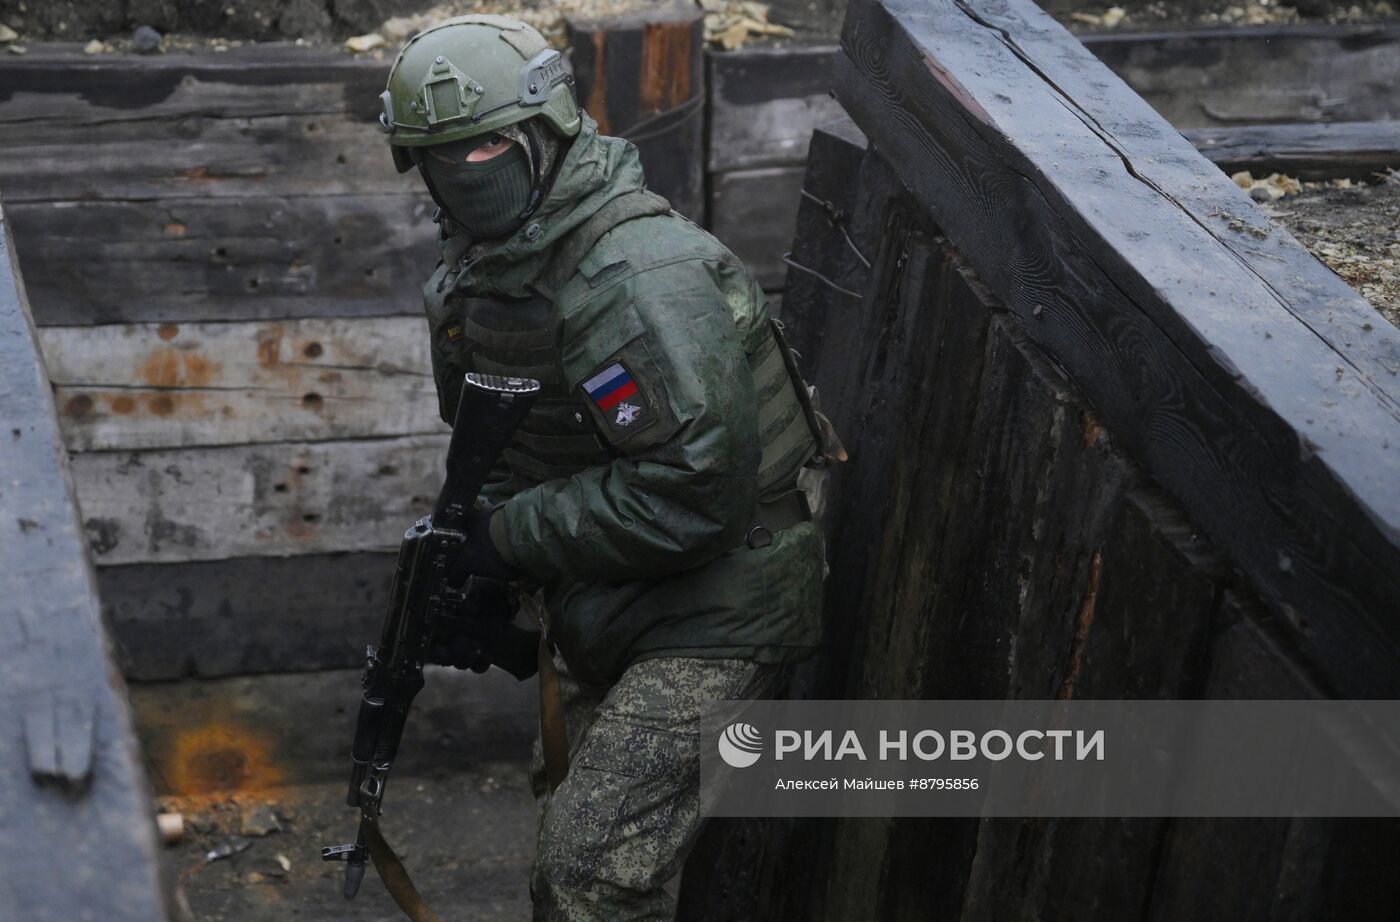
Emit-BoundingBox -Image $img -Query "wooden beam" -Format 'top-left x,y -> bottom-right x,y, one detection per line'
8,193 -> 436,325
836,0 -> 1400,696
707,44 -> 845,172
99,553 -> 395,680
40,317 -> 444,451
708,166 -> 807,290
567,1 -> 706,220
1183,120 -> 1400,181
0,196 -> 174,919
72,434 -> 448,565
1082,23 -> 1400,127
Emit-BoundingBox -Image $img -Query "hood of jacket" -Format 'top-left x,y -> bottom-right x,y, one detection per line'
441,113 -> 647,300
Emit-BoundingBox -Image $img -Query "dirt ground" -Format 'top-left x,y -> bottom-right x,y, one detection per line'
1269,176 -> 1400,328
129,668 -> 540,921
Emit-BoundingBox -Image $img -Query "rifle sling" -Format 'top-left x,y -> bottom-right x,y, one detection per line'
360,798 -> 445,922
539,631 -> 570,792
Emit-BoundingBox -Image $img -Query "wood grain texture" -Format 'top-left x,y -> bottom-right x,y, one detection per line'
98,552 -> 396,680
9,193 -> 437,325
1082,23 -> 1400,128
836,0 -> 1400,697
776,116 -> 876,382
0,43 -> 388,125
72,434 -> 447,565
0,198 -> 174,919
2,113 -> 418,203
567,2 -> 706,219
40,316 -> 444,451
1183,120 -> 1400,180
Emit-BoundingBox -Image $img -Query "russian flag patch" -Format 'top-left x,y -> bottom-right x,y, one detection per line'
582,361 -> 652,433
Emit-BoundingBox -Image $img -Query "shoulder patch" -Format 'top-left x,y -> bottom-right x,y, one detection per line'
582,361 -> 654,435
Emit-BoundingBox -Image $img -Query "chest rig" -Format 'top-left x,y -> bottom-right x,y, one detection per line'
423,190 -> 821,499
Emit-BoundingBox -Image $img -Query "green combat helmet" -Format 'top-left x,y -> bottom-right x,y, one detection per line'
379,15 -> 581,173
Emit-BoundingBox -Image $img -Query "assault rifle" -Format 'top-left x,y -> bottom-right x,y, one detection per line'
322,372 -> 540,915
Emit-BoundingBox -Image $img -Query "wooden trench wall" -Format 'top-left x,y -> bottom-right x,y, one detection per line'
0,16 -> 1396,686
0,201 -> 176,918
679,0 -> 1400,919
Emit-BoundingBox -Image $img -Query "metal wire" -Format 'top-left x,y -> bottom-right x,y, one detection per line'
798,188 -> 872,269
781,254 -> 865,300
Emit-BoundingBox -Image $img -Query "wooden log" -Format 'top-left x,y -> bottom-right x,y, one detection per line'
98,552 -> 395,680
708,166 -> 807,290
836,0 -> 1400,697
72,434 -> 448,565
1183,120 -> 1400,181
8,193 -> 437,325
1,113 -> 417,203
0,196 -> 174,919
1082,23 -> 1400,128
707,44 -> 845,172
40,317 -> 444,451
0,42 -> 388,125
567,1 -> 706,220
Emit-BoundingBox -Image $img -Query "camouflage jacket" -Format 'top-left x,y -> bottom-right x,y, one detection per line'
421,115 -> 823,687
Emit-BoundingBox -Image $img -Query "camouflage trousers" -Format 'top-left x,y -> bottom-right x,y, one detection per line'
528,655 -> 778,922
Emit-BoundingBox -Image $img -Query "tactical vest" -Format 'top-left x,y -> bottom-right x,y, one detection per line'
424,191 -> 819,502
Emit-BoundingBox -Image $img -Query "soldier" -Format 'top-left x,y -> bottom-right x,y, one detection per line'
379,15 -> 831,921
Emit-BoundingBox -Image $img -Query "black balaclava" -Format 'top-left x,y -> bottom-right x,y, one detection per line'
416,122 -> 559,242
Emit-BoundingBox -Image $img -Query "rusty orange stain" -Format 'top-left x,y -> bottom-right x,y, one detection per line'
165,721 -> 284,796
1057,549 -> 1103,701
148,394 -> 176,416
64,394 -> 95,416
587,31 -> 611,134
256,327 -> 284,369
157,323 -> 180,341
1081,410 -> 1104,448
138,347 -> 221,388
163,223 -> 187,237
110,395 -> 136,415
639,20 -> 692,112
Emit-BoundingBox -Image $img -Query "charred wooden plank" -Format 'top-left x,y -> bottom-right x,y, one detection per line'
41,317 -> 444,451
836,0 -> 1400,697
0,42 -> 388,125
1,113 -> 417,203
72,434 -> 448,565
707,43 -> 844,172
1082,23 -> 1400,127
777,116 -> 878,382
99,553 -> 395,679
0,195 -> 174,919
567,1 -> 706,219
709,166 -> 807,290
9,193 -> 436,325
1183,120 -> 1400,181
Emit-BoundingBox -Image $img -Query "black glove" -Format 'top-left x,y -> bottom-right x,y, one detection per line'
446,508 -> 521,587
426,578 -> 513,673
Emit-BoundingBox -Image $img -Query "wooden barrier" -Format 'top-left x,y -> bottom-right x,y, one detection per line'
2,25 -> 1396,681
702,115 -> 1400,922
1183,120 -> 1400,180
833,0 -> 1400,699
0,197 -> 175,918
567,0 -> 706,220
